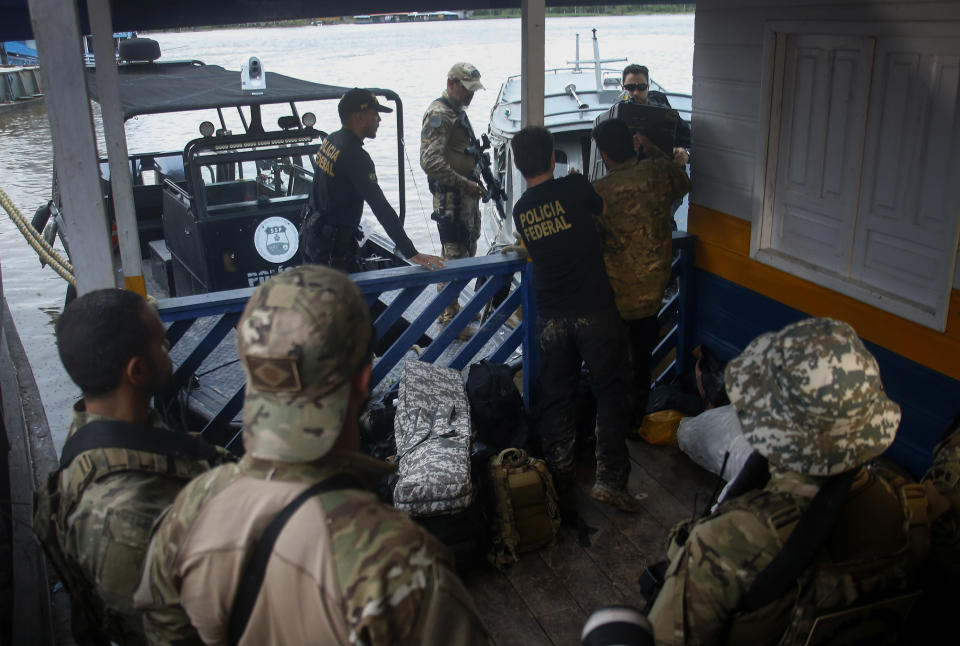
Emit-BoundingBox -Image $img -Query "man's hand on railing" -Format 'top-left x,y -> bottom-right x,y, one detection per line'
500,233 -> 528,260
410,253 -> 446,270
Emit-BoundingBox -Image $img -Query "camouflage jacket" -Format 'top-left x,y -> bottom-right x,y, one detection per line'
592,150 -> 690,320
924,426 -> 960,578
420,91 -> 476,191
135,450 -> 489,646
648,465 -> 929,646
50,401 -> 211,645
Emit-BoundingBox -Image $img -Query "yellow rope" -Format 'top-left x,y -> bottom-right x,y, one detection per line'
0,186 -> 76,286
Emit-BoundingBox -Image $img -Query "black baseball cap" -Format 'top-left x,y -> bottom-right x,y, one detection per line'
338,88 -> 393,120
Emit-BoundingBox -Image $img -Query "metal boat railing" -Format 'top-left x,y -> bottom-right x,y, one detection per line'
155,233 -> 695,451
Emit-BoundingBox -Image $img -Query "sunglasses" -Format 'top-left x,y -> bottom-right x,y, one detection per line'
623,83 -> 649,92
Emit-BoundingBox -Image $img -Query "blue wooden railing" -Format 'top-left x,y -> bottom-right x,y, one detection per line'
156,233 -> 695,450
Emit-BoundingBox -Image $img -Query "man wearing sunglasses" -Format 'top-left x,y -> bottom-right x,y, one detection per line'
621,64 -> 691,167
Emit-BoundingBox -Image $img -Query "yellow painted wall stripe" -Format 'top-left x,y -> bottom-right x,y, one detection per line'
688,205 -> 960,382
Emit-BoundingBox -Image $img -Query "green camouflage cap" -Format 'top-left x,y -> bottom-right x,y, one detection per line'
236,265 -> 371,462
448,62 -> 484,92
725,317 -> 900,476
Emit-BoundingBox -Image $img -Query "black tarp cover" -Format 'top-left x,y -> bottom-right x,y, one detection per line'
84,61 -> 351,120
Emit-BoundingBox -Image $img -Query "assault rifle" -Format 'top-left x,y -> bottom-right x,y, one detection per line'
464,133 -> 508,223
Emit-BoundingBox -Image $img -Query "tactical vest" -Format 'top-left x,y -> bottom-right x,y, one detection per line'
722,464 -> 931,646
33,422 -> 214,645
429,97 -> 476,185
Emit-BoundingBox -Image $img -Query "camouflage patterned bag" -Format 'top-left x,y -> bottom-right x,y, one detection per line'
487,448 -> 561,568
393,360 -> 474,516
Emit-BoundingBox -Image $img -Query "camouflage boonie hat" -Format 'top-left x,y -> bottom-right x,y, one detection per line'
725,318 -> 900,476
236,266 -> 371,462
448,62 -> 484,92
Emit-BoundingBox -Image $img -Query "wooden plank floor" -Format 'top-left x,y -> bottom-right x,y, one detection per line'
462,438 -> 718,646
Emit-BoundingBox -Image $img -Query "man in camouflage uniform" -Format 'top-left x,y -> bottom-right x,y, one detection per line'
591,119 -> 690,425
421,62 -> 486,328
648,318 -> 931,645
33,289 -> 213,645
135,265 -> 489,645
913,423 -> 960,639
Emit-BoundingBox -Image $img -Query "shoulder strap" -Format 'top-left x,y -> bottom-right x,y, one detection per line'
60,420 -> 221,470
436,96 -> 477,141
739,470 -> 857,613
227,473 -> 362,646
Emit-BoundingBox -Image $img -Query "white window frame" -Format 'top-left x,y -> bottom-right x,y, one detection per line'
751,20 -> 960,331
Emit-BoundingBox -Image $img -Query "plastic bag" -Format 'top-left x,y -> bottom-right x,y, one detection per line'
676,404 -> 752,480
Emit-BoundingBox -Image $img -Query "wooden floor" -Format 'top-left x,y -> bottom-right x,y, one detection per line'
462,439 -> 717,646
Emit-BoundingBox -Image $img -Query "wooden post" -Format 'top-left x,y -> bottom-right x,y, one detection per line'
520,0 -> 545,128
521,261 -> 538,410
87,0 -> 145,296
28,0 -> 116,294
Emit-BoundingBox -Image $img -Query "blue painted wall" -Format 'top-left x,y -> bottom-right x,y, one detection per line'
693,269 -> 960,478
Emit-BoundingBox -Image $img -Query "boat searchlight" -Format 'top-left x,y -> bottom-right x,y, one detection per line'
199,121 -> 216,138
565,83 -> 588,110
241,56 -> 266,94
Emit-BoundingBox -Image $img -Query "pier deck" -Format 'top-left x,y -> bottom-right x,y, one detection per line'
463,438 -> 716,646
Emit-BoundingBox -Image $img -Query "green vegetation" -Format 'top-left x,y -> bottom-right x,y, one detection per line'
471,4 -> 695,19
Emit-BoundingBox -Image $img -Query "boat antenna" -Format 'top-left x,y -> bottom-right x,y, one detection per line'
574,33 -> 581,72
592,29 -> 602,92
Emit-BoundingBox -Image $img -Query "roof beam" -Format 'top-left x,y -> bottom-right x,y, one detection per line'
87,0 -> 145,296
520,0 -> 545,128
28,0 -> 116,295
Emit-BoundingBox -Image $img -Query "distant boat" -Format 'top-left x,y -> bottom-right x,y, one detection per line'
354,10 -> 468,23
483,29 -> 692,247
0,40 -> 39,67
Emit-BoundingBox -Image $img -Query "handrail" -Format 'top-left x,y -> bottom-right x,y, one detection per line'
155,234 -> 696,452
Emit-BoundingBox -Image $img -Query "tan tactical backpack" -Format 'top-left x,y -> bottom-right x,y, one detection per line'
487,448 -> 561,568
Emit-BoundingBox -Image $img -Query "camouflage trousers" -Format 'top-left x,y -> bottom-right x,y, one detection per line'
434,191 -> 480,325
536,309 -> 634,491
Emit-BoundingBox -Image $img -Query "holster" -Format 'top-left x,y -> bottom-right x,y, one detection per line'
430,188 -> 468,245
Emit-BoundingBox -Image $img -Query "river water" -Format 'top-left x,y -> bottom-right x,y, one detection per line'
0,14 -> 693,448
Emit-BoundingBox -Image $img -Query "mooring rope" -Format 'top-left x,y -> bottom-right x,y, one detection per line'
0,186 -> 76,286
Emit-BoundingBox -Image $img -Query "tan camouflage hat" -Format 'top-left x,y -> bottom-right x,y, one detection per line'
448,62 -> 484,92
725,317 -> 900,476
236,265 -> 371,462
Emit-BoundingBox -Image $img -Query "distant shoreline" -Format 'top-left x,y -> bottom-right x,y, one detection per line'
145,5 -> 695,32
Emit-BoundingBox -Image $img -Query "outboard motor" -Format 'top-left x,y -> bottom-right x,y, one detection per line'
581,606 -> 654,646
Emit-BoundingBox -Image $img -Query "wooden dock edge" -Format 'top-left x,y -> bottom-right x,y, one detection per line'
1,296 -> 72,645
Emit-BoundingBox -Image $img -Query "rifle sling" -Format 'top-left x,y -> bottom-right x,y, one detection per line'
59,420 -> 221,470
227,473 -> 362,646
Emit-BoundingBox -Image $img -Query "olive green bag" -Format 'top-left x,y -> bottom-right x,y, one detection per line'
487,448 -> 561,568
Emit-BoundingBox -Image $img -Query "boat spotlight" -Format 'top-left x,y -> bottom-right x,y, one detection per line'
199,121 -> 215,137
241,56 -> 266,93
302,112 -> 317,128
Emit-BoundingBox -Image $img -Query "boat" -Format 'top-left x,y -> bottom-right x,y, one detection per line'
55,37 -> 414,298
482,29 -> 692,248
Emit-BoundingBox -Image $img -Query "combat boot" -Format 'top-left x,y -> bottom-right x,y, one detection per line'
590,483 -> 647,513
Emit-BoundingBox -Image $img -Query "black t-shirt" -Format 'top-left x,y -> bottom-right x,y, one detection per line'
512,174 -> 615,317
311,128 -> 417,258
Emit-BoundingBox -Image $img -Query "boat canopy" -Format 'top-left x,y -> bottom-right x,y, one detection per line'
84,61 -> 351,121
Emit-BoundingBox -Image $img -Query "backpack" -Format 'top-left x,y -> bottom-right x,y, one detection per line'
466,360 -> 523,451
487,448 -> 561,568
